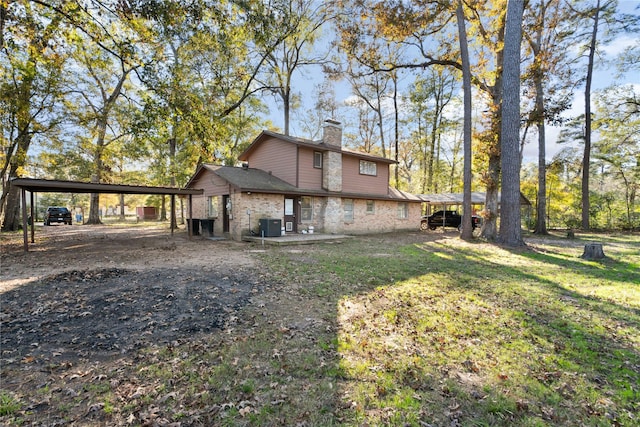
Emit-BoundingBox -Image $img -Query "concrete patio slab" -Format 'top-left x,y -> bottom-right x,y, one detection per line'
241,233 -> 352,246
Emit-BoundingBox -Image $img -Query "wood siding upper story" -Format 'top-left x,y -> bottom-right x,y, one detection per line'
341,155 -> 389,195
246,136 -> 297,185
297,146 -> 323,190
191,171 -> 233,197
246,139 -> 392,196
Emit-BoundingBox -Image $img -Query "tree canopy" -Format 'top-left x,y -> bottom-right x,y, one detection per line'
1,0 -> 638,233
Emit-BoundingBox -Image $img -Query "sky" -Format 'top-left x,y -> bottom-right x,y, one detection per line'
265,1 -> 640,165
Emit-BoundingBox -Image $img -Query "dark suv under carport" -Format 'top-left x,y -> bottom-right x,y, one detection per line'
44,207 -> 72,226
420,210 -> 481,231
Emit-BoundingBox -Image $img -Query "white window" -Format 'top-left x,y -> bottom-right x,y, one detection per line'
301,196 -> 313,221
314,151 -> 323,168
397,202 -> 408,219
344,199 -> 354,222
207,196 -> 218,218
359,160 -> 377,176
285,198 -> 294,215
366,200 -> 375,214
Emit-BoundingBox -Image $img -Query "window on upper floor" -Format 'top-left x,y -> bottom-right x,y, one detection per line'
314,151 -> 323,168
359,160 -> 377,176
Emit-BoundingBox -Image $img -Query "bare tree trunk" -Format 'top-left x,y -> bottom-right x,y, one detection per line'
119,194 -> 125,221
375,100 -> 387,158
89,193 -> 101,224
393,73 -> 399,188
1,95 -> 32,231
534,69 -> 548,234
1,183 -> 21,231
2,132 -> 29,230
482,152 -> 501,240
428,105 -> 438,192
167,136 -> 177,228
87,118 -> 107,225
498,0 -> 525,247
582,0 -> 600,231
283,86 -> 290,136
481,19 -> 506,241
457,0 -> 474,241
161,195 -> 167,221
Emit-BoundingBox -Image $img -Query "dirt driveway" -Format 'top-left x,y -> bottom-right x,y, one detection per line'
0,223 -> 461,426
1,224 -> 263,374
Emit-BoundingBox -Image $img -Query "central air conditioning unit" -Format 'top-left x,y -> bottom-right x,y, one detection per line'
259,218 -> 282,237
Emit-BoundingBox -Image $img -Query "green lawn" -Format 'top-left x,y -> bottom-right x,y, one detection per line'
1,231 -> 638,426
261,232 -> 639,426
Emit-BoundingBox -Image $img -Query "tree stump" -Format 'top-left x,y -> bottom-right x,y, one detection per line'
581,243 -> 605,259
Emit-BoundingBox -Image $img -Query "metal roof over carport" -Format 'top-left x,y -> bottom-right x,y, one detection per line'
11,178 -> 203,251
417,192 -> 532,206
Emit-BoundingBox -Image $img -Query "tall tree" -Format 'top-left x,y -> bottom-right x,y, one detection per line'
498,0 -> 525,247
522,0 -> 574,235
345,69 -> 392,157
299,79 -> 341,140
592,85 -> 640,227
61,38 -> 137,224
261,0 -> 329,135
581,0 -> 602,230
1,1 -> 67,231
334,0 -> 509,240
457,0 -> 474,241
131,0 -> 297,180
407,68 -> 457,194
567,0 -> 638,229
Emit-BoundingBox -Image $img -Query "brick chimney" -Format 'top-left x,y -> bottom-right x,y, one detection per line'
321,119 -> 342,192
322,119 -> 342,148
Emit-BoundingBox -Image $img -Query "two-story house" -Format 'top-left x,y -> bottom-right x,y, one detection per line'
185,120 -> 422,241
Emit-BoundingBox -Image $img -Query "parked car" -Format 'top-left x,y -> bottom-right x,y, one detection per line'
420,210 -> 481,231
44,207 -> 72,225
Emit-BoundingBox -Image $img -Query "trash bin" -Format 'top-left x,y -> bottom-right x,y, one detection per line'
187,218 -> 200,235
201,218 -> 215,237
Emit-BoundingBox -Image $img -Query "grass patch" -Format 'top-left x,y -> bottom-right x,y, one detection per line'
263,232 -> 639,426
0,392 -> 21,417
1,231 -> 638,426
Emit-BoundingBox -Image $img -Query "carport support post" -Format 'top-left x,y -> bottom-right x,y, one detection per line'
188,194 -> 193,239
21,187 -> 28,252
170,194 -> 175,236
30,191 -> 35,243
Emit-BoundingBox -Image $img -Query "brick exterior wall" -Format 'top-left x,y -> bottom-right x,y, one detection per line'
338,198 -> 421,234
189,177 -> 424,240
231,193 -> 284,237
194,188 -> 421,241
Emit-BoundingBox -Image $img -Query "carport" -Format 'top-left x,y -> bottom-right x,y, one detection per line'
417,191 -> 532,214
11,178 -> 203,252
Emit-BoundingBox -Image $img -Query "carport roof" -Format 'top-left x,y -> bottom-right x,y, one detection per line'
11,178 -> 203,195
417,192 -> 531,206
12,178 -> 202,252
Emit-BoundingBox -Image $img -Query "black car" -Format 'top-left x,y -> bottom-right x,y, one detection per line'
44,207 -> 72,225
420,210 -> 481,231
